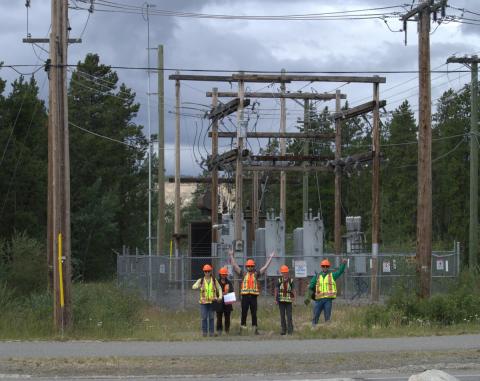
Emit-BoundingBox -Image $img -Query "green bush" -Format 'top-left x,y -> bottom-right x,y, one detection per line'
72,282 -> 145,333
0,232 -> 47,296
386,281 -> 421,323
0,282 -> 146,339
0,282 -> 14,309
376,269 -> 480,326
363,304 -> 391,328
419,294 -> 457,325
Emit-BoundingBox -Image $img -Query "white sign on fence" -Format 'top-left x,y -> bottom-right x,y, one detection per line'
436,260 -> 444,271
383,261 -> 391,273
294,260 -> 307,278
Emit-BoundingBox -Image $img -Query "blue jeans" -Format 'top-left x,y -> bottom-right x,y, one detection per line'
312,298 -> 333,325
200,303 -> 215,334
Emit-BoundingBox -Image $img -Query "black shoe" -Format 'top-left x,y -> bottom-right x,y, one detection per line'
280,332 -> 286,336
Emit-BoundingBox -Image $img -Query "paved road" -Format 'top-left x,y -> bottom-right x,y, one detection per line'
1,334 -> 479,358
1,373 -> 480,381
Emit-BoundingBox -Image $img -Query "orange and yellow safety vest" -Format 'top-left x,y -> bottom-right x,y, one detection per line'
241,272 -> 260,295
315,272 -> 337,299
197,277 -> 221,304
278,278 -> 294,303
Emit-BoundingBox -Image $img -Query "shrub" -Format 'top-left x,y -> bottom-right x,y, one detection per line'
0,282 -> 14,309
72,282 -> 145,331
363,304 -> 391,328
1,232 -> 47,297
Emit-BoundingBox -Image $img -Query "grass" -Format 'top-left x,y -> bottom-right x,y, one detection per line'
1,281 -> 480,341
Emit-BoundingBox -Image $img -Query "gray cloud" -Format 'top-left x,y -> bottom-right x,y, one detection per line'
2,0 -> 480,177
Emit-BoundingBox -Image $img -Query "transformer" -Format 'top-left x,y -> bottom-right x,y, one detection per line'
254,210 -> 285,276
218,213 -> 247,264
344,216 -> 366,273
293,210 -> 324,276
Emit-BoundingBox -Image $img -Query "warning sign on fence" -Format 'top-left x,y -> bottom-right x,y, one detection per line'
294,260 -> 307,278
382,261 -> 391,273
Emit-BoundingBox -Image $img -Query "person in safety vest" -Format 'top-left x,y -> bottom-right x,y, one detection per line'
192,264 -> 223,337
274,265 -> 295,335
229,249 -> 275,334
216,267 -> 234,335
308,258 -> 347,326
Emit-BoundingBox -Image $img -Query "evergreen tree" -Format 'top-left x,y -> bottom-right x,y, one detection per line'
68,54 -> 148,280
0,76 -> 48,241
380,101 -> 417,244
432,87 -> 470,246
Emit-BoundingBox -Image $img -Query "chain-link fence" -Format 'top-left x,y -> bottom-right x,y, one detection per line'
117,244 -> 460,309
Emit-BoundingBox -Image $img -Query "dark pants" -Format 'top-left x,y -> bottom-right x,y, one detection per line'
278,302 -> 293,334
312,298 -> 333,325
216,308 -> 231,333
241,294 -> 258,327
200,303 -> 215,335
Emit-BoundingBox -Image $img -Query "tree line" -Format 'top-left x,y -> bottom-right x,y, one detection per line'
0,54 -> 476,291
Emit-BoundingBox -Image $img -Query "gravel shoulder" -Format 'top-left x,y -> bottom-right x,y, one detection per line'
1,335 -> 479,378
1,350 -> 480,378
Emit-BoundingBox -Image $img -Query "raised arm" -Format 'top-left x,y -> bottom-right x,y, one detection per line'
259,251 -> 275,275
192,278 -> 202,290
228,249 -> 242,275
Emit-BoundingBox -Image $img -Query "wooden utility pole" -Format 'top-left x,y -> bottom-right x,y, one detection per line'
24,7 -> 81,306
280,70 -> 287,220
174,75 -> 181,257
253,172 -> 259,234
169,72 -> 386,259
24,0 -> 83,330
211,88 -> 219,244
402,0 -> 447,299
303,99 -> 309,218
371,81 -> 381,302
417,1 -> 433,298
447,55 -> 479,269
50,0 -> 72,330
334,91 -> 342,257
157,45 -> 165,256
234,79 -> 245,253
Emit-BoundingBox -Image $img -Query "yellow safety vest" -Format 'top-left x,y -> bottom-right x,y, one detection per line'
199,277 -> 220,304
278,278 -> 293,303
241,272 -> 260,295
315,272 -> 337,299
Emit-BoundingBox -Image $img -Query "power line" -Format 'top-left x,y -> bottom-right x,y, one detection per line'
69,121 -> 142,148
71,1 -> 407,21
3,63 -> 473,75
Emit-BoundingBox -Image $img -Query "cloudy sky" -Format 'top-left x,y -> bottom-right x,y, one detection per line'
1,0 -> 480,176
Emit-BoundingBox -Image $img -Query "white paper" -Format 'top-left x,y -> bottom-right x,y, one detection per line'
223,292 -> 236,304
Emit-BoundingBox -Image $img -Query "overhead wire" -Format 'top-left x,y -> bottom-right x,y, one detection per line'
71,1 -> 407,21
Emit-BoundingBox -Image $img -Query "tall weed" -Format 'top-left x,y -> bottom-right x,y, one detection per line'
366,269 -> 480,326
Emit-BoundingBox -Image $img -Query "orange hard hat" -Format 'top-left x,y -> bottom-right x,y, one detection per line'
219,267 -> 228,275
320,259 -> 331,267
203,264 -> 213,271
245,259 -> 255,267
280,265 -> 289,273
